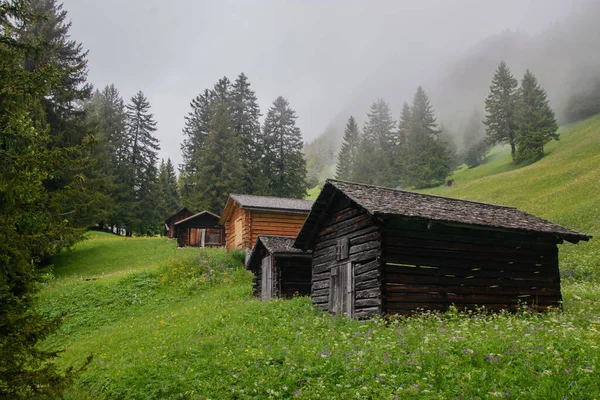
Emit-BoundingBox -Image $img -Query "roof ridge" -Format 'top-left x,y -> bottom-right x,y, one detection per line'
326,179 -> 517,210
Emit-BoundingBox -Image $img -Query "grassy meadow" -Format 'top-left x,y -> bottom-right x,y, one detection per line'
38,117 -> 600,399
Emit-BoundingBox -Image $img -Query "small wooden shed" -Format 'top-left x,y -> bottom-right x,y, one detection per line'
294,180 -> 591,318
174,211 -> 225,248
219,194 -> 313,252
246,235 -> 312,300
164,208 -> 195,239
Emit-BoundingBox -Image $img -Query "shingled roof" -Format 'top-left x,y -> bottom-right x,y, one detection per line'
294,180 -> 591,248
231,194 -> 313,212
246,235 -> 311,272
220,194 -> 313,224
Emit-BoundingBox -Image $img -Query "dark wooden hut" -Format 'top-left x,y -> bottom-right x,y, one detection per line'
174,211 -> 225,248
220,194 -> 313,252
247,235 -> 312,300
294,180 -> 591,318
164,208 -> 194,239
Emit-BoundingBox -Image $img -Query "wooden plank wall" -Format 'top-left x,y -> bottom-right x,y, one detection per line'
225,205 -> 251,250
311,196 -> 382,318
248,212 -> 307,249
381,218 -> 561,313
278,257 -> 312,298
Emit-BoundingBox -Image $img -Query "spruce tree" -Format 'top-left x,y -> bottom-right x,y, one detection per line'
364,99 -> 395,186
335,116 -> 360,181
405,86 -> 450,188
18,0 -> 104,238
158,158 -> 180,217
1,3 -> 91,396
180,89 -> 213,205
231,73 -> 262,193
195,101 -> 243,213
394,102 -> 411,186
484,61 -> 519,161
125,91 -> 161,235
262,96 -> 307,198
515,70 -> 559,161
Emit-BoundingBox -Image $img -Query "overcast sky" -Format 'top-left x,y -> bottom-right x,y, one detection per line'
62,0 -> 579,167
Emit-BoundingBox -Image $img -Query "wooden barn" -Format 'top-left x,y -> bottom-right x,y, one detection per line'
164,208 -> 194,239
174,211 -> 225,248
219,194 -> 313,252
293,180 -> 590,318
246,235 -> 312,300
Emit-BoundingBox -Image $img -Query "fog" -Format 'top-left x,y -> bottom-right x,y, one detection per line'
62,0 -> 590,167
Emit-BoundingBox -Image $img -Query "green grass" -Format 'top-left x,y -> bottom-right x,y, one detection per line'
50,231 -> 200,279
38,117 -> 600,399
306,185 -> 322,201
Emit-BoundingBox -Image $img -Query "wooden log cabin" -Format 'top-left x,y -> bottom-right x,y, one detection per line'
164,208 -> 194,239
219,194 -> 313,252
293,180 -> 591,318
174,211 -> 225,248
246,235 -> 312,300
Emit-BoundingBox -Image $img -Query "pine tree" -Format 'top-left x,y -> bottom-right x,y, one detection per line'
125,91 -> 161,235
195,101 -> 244,213
484,61 -> 519,161
180,89 -> 213,206
18,0 -> 104,237
364,99 -> 395,186
1,3 -> 91,397
394,102 -> 411,186
213,76 -> 231,105
462,108 -> 489,168
515,70 -> 559,161
405,86 -> 450,188
231,73 -> 262,193
158,158 -> 180,218
262,96 -> 307,198
335,116 -> 360,180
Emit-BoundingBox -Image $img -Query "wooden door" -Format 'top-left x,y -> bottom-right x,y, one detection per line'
329,262 -> 354,316
261,256 -> 273,300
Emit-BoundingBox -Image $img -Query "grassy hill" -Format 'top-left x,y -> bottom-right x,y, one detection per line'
421,116 -> 600,283
38,118 -> 600,399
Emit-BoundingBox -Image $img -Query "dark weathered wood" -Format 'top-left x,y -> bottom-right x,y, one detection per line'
349,240 -> 380,255
312,279 -> 329,291
382,272 -> 559,288
383,252 -> 556,273
354,260 -> 379,276
384,244 -> 553,265
353,307 -> 380,319
383,235 -> 553,257
313,288 -> 329,297
355,287 -> 379,299
312,295 -> 328,304
384,283 -> 560,296
355,269 -> 379,283
383,263 -> 557,280
384,292 -> 561,304
315,225 -> 378,251
355,298 -> 380,307
355,278 -> 379,291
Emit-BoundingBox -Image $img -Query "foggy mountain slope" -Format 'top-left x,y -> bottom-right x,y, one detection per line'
306,0 -> 600,183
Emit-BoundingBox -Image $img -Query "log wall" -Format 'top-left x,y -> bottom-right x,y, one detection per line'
225,205 -> 252,250
248,212 -> 308,249
381,218 -> 561,313
310,195 -> 382,318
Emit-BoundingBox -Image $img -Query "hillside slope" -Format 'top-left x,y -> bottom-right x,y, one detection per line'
422,116 -> 600,281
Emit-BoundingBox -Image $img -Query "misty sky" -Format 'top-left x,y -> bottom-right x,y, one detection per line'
62,0 -> 580,167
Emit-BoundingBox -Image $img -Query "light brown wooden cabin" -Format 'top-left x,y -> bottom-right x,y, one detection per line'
219,194 -> 313,252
